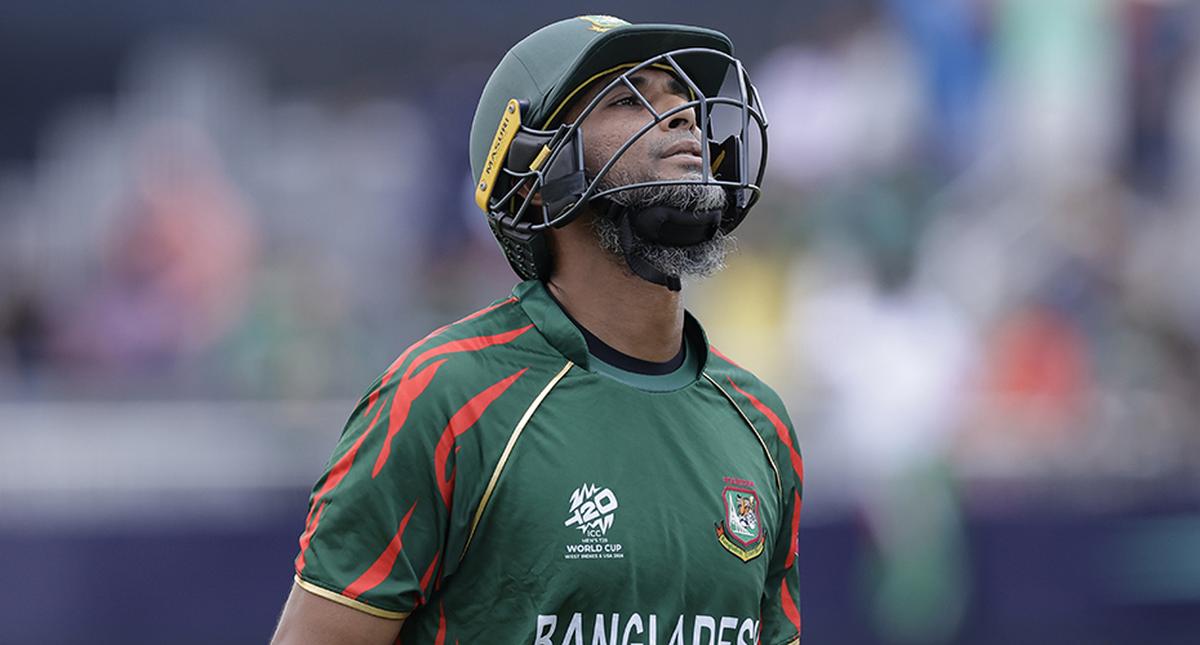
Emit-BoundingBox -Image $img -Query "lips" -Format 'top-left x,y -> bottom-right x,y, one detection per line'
662,139 -> 703,160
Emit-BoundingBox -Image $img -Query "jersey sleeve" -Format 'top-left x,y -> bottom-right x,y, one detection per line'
758,403 -> 804,644
292,366 -> 452,619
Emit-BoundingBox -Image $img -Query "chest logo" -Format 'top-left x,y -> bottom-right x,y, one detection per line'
563,484 -> 625,560
564,483 -> 619,535
716,485 -> 765,562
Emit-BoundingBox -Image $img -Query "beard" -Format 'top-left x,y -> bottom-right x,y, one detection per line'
589,168 -> 736,280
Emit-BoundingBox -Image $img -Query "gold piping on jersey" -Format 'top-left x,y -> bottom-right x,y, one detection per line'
294,575 -> 411,620
461,360 -> 575,561
702,372 -> 783,495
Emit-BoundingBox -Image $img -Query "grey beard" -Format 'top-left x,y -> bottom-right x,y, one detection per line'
602,171 -> 729,213
590,171 -> 735,280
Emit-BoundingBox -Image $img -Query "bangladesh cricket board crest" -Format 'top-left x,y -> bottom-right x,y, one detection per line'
715,486 -> 764,562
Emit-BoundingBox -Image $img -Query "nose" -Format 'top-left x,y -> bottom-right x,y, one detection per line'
657,94 -> 697,133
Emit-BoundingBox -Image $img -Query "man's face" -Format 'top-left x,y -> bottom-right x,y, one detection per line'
560,67 -> 733,280
566,68 -> 706,185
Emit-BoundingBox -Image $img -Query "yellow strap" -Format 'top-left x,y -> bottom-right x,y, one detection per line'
529,145 -> 553,172
475,98 -> 523,212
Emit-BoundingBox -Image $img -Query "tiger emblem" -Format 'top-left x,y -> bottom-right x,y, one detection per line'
730,493 -> 758,535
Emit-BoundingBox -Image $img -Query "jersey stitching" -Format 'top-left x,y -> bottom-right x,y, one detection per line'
293,574 -> 411,620
701,372 -> 783,495
461,360 -> 575,561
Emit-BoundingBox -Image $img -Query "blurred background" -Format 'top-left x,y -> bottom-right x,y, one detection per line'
2,0 -> 1200,642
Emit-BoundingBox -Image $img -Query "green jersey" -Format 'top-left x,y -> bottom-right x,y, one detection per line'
294,280 -> 804,645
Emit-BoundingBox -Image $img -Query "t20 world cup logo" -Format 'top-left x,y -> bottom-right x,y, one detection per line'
564,483 -> 619,536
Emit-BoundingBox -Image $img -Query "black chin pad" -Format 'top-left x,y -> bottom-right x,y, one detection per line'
615,206 -> 683,292
630,206 -> 722,247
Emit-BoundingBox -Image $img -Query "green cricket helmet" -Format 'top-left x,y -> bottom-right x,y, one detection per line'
469,15 -> 768,288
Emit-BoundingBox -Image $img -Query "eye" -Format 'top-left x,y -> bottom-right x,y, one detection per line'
609,95 -> 640,108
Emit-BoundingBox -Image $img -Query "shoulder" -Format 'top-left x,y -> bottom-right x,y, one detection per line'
704,344 -> 803,488
704,345 -> 793,431
348,294 -> 562,430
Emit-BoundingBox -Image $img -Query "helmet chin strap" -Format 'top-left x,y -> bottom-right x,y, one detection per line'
604,200 -> 724,292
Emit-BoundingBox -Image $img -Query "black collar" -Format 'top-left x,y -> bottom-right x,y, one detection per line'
545,288 -> 686,375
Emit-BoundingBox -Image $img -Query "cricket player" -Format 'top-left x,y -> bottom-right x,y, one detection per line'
272,15 -> 803,645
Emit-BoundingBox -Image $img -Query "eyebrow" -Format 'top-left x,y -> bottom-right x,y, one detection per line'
627,74 -> 691,101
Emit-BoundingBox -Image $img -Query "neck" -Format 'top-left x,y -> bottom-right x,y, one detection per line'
546,233 -> 684,363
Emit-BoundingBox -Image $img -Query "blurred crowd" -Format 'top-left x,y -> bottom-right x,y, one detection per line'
3,0 -> 1200,504
748,0 -> 1200,511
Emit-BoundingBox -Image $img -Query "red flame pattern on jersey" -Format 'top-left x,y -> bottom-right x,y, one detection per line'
293,500 -> 327,572
786,490 -> 802,570
434,368 -> 528,509
418,549 -> 441,604
296,298 -> 524,575
434,602 -> 447,645
344,500 -> 420,600
726,377 -> 804,486
781,577 -> 802,635
370,359 -> 450,477
365,298 -> 517,417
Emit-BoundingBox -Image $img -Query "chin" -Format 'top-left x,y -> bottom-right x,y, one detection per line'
655,163 -> 704,180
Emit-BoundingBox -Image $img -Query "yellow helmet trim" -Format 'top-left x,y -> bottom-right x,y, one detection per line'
475,98 -> 523,212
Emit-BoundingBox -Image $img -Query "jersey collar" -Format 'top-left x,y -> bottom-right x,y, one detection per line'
512,279 -> 711,374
